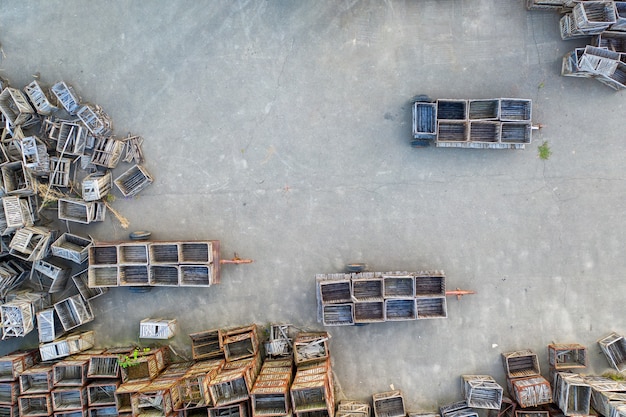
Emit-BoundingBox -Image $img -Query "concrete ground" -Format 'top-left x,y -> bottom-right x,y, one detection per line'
1,0 -> 626,411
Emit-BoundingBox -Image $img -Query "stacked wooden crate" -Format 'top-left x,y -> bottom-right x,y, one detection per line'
373,390 -> 406,417
547,343 -> 590,416
0,350 -> 39,417
337,400 -> 370,417
502,350 -> 552,409
250,359 -> 293,417
291,332 -> 334,417
461,375 -> 503,410
316,271 -> 447,326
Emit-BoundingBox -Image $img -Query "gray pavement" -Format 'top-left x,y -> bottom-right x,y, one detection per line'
1,0 -> 626,411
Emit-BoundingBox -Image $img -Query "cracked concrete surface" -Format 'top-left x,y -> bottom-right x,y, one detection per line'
1,0 -> 626,411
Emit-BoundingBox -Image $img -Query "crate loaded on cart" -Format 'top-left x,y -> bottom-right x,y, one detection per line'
411,96 -> 538,149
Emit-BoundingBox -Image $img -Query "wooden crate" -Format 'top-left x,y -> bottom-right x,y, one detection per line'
114,164 -> 153,196
55,121 -> 87,155
174,371 -> 214,410
140,318 -> 177,339
0,87 -> 35,126
19,364 -> 54,394
416,297 -> 447,319
115,381 -> 151,414
294,333 -> 329,366
553,373 -> 591,416
53,359 -> 89,387
384,299 -> 416,321
0,404 -> 18,417
87,381 -> 119,406
179,242 -> 213,264
118,243 -> 149,265
33,258 -> 71,293
439,401 -> 478,417
502,350 -> 541,378
209,358 -> 260,407
50,81 -> 80,114
91,137 -> 124,169
131,377 -> 178,417
39,331 -> 95,361
76,104 -> 111,137
322,304 -> 354,326
598,333 -> 626,372
88,246 -> 118,266
58,199 -> 99,225
291,366 -> 333,417
51,234 -> 92,264
49,157 -> 72,187
209,400 -> 250,417
81,172 -> 112,202
462,375 -> 503,410
548,344 -> 586,370
251,360 -> 293,416
0,382 -> 18,405
87,266 -> 118,288
118,265 -> 149,286
372,391 -> 404,417
317,277 -> 352,304
383,275 -> 414,298
0,350 -> 39,382
265,325 -> 293,359
0,300 -> 35,337
487,396 -> 516,417
51,387 -> 88,411
18,394 -> 52,417
190,329 -> 224,360
180,408 -> 211,417
54,295 -> 94,332
72,270 -> 107,303
514,411 -> 548,417
87,406 -> 118,417
222,325 -> 259,362
120,351 -> 161,383
351,276 -> 383,302
507,376 -> 552,408
88,348 -> 134,379
414,273 -> 446,297
180,265 -> 213,287
23,80 -> 55,115
149,243 -> 180,264
590,390 -> 626,417
150,265 -> 180,286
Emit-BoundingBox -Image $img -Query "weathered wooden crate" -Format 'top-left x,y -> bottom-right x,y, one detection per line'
87,266 -> 118,288
76,104 -> 112,137
416,297 -> 447,319
598,333 -> 626,372
49,157 -> 72,187
53,359 -> 89,387
39,331 -> 95,361
51,81 -> 80,114
354,301 -> 385,324
114,164 -> 153,197
222,325 -> 259,362
0,350 -> 39,382
18,393 -> 52,417
383,275 -> 414,298
384,299 -> 416,321
54,295 -> 94,331
440,401 -> 478,417
294,332 -> 330,366
190,329 -> 224,360
180,265 -> 213,287
291,372 -> 334,417
120,350 -> 161,383
149,265 -> 179,286
414,273 -> 446,297
265,325 -> 293,359
19,364 -> 54,395
209,400 -> 250,417
251,360 -> 293,417
34,258 -> 71,293
36,308 -> 65,343
337,400 -> 370,416
87,381 -> 119,406
91,137 -> 124,169
140,318 -> 177,339
173,364 -> 219,410
209,356 -> 260,407
351,276 -> 383,301
372,390 -> 405,417
437,100 -> 467,120
548,344 -> 586,370
179,242 -> 213,263
322,304 -> 354,326
514,410 -> 549,417
0,382 -> 18,405
19,137 -> 40,169
81,172 -> 111,202
0,404 -> 18,417
118,243 -> 149,265
553,372 -> 591,416
0,300 -> 34,337
0,87 -> 35,126
87,406 -> 118,417
437,121 -> 468,142
469,99 -> 500,120
469,121 -> 501,143
89,244 -> 117,266
507,376 -> 552,408
23,80 -> 56,116
72,270 -> 107,302
56,122 -> 87,155
500,99 -> 532,122
119,265 -> 149,286
51,233 -> 92,264
9,226 -> 53,262
2,162 -> 34,196
501,123 -> 532,144
502,350 -> 541,378
115,380 -> 151,414
590,390 -> 626,417
58,198 -> 103,225
462,375 -> 503,410
317,276 -> 352,304
131,377 -> 178,417
51,387 -> 88,411
149,243 -> 180,264
87,347 -> 135,379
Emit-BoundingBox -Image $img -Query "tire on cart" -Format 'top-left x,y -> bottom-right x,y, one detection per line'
412,94 -> 433,103
128,286 -> 152,293
411,139 -> 431,148
346,263 -> 367,273
129,231 -> 152,241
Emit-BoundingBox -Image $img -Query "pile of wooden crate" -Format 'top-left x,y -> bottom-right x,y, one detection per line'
316,271 -> 447,326
527,1 -> 626,90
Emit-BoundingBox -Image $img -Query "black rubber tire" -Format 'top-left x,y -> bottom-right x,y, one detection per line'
411,139 -> 431,148
129,231 -> 152,241
346,263 -> 367,273
412,94 -> 432,103
354,323 -> 370,327
128,286 -> 152,293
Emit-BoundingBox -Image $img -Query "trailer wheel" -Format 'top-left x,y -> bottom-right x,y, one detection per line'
346,263 -> 367,273
411,139 -> 431,148
128,286 -> 152,293
412,94 -> 432,103
129,231 -> 152,241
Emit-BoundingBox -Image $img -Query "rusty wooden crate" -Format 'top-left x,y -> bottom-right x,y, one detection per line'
598,333 -> 626,372
190,329 -> 224,360
373,390 -> 404,417
120,351 -> 161,383
462,375 -> 503,410
0,350 -> 39,382
131,377 -> 178,417
55,409 -> 88,417
18,394 -> 52,417
209,356 -> 260,407
265,325 -> 293,359
507,376 -> 552,408
439,401 -> 478,417
337,400 -> 370,417
0,382 -> 18,405
553,372 -> 591,416
174,362 -> 221,410
19,364 -> 53,395
222,325 -> 259,362
251,360 -> 293,416
502,350 -> 541,378
294,333 -> 329,366
53,359 -> 89,387
115,380 -> 151,414
87,381 -> 119,407
548,344 -> 586,370
0,404 -> 18,417
291,372 -> 334,417
51,387 -> 88,411
209,400 -> 250,417
114,164 -> 153,196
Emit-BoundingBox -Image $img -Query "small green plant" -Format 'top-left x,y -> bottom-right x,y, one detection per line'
118,347 -> 150,368
538,141 -> 551,160
603,370 -> 626,381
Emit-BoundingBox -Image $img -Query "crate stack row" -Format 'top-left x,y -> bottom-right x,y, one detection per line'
316,271 -> 447,326
502,350 -> 553,409
88,240 -> 221,288
527,1 -> 626,90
